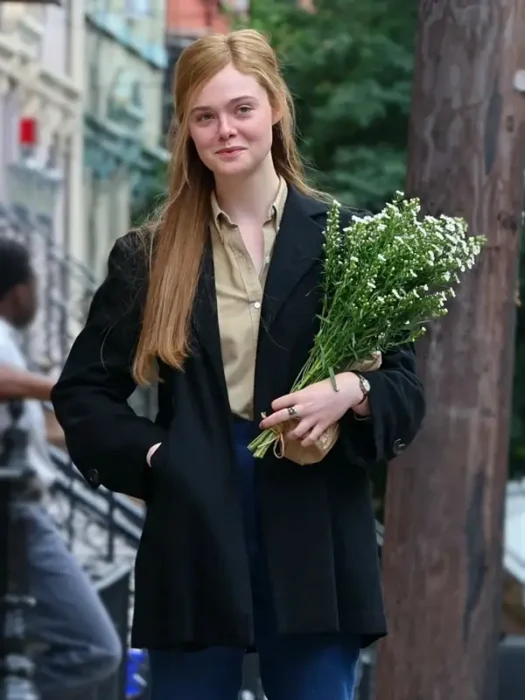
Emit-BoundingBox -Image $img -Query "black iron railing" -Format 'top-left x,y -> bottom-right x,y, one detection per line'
0,204 -> 96,376
48,449 -> 146,699
0,400 -> 39,699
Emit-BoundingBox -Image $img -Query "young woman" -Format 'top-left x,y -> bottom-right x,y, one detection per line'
52,29 -> 425,700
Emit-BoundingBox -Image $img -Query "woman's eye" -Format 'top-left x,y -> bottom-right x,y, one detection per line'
237,105 -> 253,115
197,113 -> 213,122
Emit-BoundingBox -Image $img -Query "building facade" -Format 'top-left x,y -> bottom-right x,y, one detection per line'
0,0 -> 84,253
0,0 -> 86,372
84,0 -> 169,277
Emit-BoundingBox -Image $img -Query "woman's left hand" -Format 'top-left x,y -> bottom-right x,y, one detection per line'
260,372 -> 367,447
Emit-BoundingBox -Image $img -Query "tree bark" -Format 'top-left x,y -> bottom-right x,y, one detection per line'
374,2 -> 525,699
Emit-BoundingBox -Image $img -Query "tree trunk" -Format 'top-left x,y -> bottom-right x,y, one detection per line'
374,2 -> 525,699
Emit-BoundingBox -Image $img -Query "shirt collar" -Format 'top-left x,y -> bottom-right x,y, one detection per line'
211,177 -> 288,235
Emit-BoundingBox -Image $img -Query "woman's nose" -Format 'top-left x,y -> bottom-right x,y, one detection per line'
218,116 -> 236,140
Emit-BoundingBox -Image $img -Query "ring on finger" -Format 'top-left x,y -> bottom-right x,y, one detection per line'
287,405 -> 299,418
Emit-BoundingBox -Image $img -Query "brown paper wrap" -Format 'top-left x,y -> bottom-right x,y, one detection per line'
273,352 -> 382,466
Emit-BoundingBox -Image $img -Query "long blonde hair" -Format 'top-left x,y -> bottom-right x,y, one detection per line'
133,29 -> 318,385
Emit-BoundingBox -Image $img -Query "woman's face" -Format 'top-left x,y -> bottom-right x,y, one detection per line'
188,64 -> 277,178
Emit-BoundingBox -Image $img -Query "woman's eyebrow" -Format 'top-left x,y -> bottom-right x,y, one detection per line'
191,95 -> 259,113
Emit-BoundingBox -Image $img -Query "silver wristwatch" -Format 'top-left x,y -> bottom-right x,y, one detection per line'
353,372 -> 371,406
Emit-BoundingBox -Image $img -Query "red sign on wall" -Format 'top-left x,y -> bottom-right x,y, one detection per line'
19,118 -> 38,147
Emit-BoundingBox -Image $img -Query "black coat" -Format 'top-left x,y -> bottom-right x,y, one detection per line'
51,187 -> 425,650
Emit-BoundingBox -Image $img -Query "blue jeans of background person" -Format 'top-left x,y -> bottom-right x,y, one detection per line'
23,503 -> 122,699
148,418 -> 360,700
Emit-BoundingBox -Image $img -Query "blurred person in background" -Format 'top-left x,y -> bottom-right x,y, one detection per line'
0,238 -> 122,699
52,29 -> 425,700
0,364 -> 57,402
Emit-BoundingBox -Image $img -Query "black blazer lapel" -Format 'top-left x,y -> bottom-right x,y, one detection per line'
192,237 -> 229,403
259,186 -> 327,333
254,187 -> 328,414
260,187 -> 327,330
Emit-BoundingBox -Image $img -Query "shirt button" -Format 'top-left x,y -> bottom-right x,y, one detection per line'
265,255 -> 271,264
253,301 -> 261,309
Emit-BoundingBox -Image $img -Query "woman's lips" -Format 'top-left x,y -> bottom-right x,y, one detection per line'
216,147 -> 245,155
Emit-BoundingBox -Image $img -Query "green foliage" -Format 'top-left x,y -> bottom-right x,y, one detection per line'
239,0 -> 417,211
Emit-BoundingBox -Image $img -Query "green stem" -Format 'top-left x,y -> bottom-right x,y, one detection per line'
248,429 -> 277,458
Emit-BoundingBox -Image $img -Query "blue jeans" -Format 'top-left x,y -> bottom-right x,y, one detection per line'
148,419 -> 360,700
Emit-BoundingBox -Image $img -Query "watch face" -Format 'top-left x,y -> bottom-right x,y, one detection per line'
362,377 -> 371,394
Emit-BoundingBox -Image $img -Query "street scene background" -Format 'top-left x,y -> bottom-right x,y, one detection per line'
0,0 -> 524,698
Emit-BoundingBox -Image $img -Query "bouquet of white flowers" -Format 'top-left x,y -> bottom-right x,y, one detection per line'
248,192 -> 485,461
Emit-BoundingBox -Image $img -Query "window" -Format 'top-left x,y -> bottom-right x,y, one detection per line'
125,0 -> 152,17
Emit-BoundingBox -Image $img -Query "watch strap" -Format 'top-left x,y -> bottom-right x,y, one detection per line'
353,372 -> 369,406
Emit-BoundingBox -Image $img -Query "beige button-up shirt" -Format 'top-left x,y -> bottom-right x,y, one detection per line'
211,178 -> 288,420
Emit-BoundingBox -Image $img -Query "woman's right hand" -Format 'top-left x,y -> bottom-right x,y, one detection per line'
146,442 -> 162,467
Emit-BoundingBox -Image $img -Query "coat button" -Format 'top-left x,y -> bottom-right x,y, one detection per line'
87,468 -> 100,488
392,438 -> 406,455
